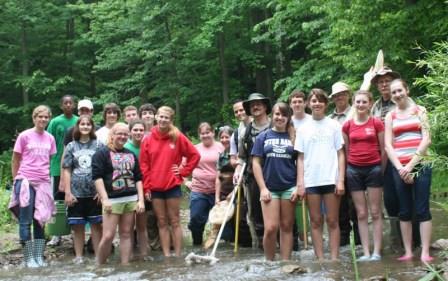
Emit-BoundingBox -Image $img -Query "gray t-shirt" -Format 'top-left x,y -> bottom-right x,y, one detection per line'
62,139 -> 104,197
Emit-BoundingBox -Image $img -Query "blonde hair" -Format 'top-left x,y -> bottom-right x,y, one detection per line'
32,105 -> 52,119
107,122 -> 129,151
349,90 -> 373,121
157,106 -> 179,143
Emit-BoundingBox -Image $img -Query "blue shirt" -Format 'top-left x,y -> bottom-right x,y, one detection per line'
251,129 -> 297,191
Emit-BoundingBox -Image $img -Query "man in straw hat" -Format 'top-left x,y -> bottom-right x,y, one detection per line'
328,82 -> 360,246
329,82 -> 353,123
235,93 -> 271,248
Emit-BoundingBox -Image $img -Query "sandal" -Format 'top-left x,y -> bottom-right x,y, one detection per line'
397,255 -> 413,261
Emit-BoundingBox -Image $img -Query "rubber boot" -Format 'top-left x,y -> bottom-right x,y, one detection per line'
23,240 -> 39,268
389,217 -> 403,253
204,224 -> 220,250
33,239 -> 47,267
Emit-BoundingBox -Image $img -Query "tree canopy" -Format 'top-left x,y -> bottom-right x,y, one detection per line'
0,0 -> 447,152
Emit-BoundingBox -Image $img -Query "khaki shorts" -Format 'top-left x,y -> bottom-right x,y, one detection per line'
104,201 -> 137,215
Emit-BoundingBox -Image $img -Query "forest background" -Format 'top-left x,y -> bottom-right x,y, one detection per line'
0,0 -> 447,193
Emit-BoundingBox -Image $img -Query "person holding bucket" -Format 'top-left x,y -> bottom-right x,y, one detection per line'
92,123 -> 145,265
9,105 -> 56,267
62,115 -> 104,264
252,102 -> 299,260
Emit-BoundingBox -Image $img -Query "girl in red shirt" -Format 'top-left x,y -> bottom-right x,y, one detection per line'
342,90 -> 386,262
139,106 -> 200,257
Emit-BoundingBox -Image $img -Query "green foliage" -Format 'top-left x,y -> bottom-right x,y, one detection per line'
415,42 -> 448,157
0,0 -> 447,156
0,149 -> 14,231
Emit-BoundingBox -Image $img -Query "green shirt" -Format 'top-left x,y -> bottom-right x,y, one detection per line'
47,114 -> 78,176
124,139 -> 140,160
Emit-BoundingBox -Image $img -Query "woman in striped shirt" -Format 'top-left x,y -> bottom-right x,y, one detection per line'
384,79 -> 433,262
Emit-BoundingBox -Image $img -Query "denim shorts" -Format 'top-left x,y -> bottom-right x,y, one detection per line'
306,185 -> 335,195
151,186 -> 182,200
346,163 -> 383,192
270,186 -> 296,200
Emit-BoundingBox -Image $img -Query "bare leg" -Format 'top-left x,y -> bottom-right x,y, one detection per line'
90,223 -> 102,255
167,197 -> 182,257
118,212 -> 135,265
367,187 -> 383,256
261,199 -> 280,260
96,214 -> 119,264
400,221 -> 413,258
152,199 -> 171,256
420,221 -> 432,258
279,199 -> 295,260
323,193 -> 341,261
136,211 -> 149,257
72,225 -> 85,258
351,191 -> 370,257
307,194 -> 324,260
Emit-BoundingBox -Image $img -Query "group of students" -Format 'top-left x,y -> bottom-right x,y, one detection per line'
10,98 -> 201,267
228,66 -> 433,263
9,64 -> 433,268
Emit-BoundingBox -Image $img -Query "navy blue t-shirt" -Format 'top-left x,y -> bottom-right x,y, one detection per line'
251,129 -> 297,191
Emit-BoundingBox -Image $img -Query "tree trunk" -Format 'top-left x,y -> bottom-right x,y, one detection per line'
218,31 -> 229,105
65,13 -> 75,77
20,23 -> 29,106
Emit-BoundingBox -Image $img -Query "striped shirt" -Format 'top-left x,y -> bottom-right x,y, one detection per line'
392,106 -> 422,165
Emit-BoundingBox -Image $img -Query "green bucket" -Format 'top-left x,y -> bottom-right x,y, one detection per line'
46,200 -> 71,236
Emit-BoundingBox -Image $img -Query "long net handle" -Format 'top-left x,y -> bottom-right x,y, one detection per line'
302,198 -> 308,249
233,183 -> 242,253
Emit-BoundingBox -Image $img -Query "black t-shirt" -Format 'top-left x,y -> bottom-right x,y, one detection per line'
91,146 -> 142,199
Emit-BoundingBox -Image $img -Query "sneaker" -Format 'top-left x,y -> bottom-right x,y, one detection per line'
72,256 -> 84,265
370,254 -> 382,261
47,236 -> 61,246
357,255 -> 371,262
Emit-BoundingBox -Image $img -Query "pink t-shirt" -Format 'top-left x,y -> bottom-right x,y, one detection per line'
342,117 -> 384,166
14,128 -> 56,182
191,142 -> 224,194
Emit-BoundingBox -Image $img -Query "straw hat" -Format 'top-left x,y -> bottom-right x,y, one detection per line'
371,66 -> 400,84
208,201 -> 235,224
242,93 -> 271,116
329,82 -> 351,99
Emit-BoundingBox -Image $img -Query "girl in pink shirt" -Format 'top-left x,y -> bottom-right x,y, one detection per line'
188,122 -> 224,245
10,105 -> 56,268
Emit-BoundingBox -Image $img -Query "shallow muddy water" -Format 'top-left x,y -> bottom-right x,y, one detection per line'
0,204 -> 445,281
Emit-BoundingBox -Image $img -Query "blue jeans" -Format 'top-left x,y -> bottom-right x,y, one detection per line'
384,161 -> 400,217
188,192 -> 215,245
392,166 -> 432,222
14,180 -> 45,242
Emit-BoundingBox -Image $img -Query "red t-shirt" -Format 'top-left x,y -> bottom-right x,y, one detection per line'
342,117 -> 384,166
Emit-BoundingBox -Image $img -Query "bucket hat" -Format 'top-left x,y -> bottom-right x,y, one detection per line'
329,82 -> 351,99
242,93 -> 271,116
371,66 -> 400,84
